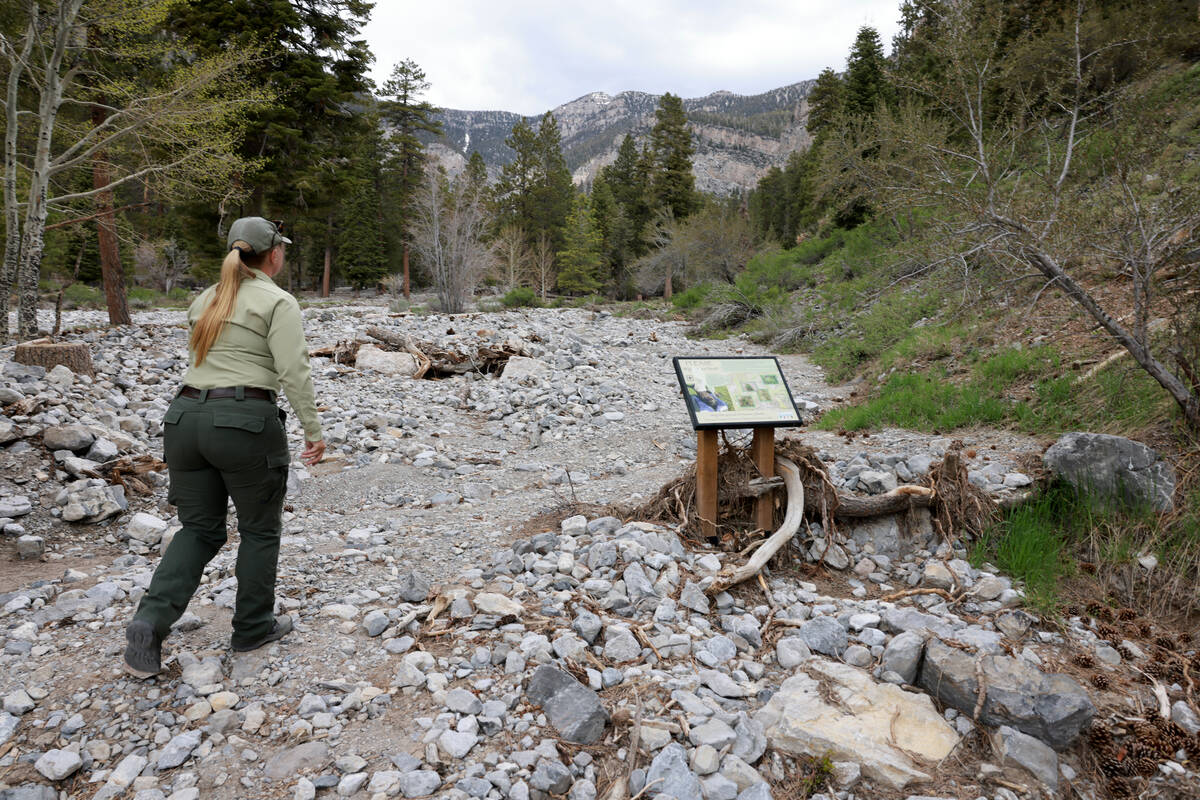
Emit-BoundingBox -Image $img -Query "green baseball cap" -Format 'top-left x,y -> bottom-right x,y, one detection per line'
227,216 -> 291,254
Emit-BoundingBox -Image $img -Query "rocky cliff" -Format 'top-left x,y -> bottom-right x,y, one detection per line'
422,80 -> 816,196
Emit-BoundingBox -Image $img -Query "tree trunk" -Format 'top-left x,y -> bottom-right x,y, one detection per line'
663,263 -> 673,301
402,243 -> 411,299
2,18 -> 34,340
1016,237 -> 1200,431
92,104 -> 131,327
324,214 -> 333,298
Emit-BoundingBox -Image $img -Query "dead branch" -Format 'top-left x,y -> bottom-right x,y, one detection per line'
707,457 -> 804,594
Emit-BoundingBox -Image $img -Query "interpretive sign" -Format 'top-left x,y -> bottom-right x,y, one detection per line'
673,356 -> 802,430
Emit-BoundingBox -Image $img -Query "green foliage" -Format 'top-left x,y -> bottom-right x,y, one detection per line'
500,286 -> 541,308
671,283 -> 713,310
819,372 -> 1011,431
62,284 -> 103,309
649,93 -> 698,221
806,68 -> 845,138
127,287 -> 157,309
844,26 -> 894,116
494,114 -> 574,256
813,288 -> 946,379
556,194 -> 604,295
970,484 -> 1079,613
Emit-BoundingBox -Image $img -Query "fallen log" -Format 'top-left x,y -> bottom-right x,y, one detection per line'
817,484 -> 936,518
365,325 -> 518,378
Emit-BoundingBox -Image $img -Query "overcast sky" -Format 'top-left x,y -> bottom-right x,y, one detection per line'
363,1 -> 902,115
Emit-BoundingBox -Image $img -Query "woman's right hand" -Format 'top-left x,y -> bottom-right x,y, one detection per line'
301,439 -> 326,466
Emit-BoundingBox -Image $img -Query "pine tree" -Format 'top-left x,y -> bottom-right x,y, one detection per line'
381,59 -> 443,298
465,151 -> 488,190
649,93 -> 698,220
806,68 -> 845,137
494,114 -> 572,254
556,193 -> 603,295
337,116 -> 387,289
844,26 -> 893,117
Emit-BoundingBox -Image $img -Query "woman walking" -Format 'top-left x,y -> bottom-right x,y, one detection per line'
124,217 -> 325,679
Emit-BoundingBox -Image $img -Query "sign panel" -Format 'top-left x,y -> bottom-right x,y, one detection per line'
673,356 -> 802,430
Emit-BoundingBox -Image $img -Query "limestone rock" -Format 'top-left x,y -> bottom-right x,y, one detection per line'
757,658 -> 960,790
355,345 -> 421,377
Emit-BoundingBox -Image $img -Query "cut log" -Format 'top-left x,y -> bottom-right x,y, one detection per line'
14,339 -> 94,376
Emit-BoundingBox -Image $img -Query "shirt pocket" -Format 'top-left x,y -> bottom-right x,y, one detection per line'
211,412 -> 266,433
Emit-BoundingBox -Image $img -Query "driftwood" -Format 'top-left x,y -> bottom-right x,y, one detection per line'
84,455 -> 166,495
707,456 -> 804,594
364,325 -> 520,378
820,484 -> 936,517
14,339 -> 94,376
309,339 -> 363,365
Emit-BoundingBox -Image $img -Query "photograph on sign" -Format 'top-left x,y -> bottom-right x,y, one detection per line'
674,356 -> 801,428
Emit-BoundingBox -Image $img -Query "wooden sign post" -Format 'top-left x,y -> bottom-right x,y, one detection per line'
674,357 -> 803,541
751,427 -> 775,531
697,430 -> 720,539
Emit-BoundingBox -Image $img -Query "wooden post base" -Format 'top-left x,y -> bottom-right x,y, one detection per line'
752,428 -> 775,531
696,429 -> 719,540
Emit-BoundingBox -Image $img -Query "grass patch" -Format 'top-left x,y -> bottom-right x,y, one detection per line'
971,476 -> 1200,615
970,483 -> 1081,613
817,371 -> 1011,431
817,344 -> 1175,437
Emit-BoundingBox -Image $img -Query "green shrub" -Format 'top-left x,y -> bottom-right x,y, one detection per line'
167,287 -> 190,303
500,286 -> 541,308
128,287 -> 157,309
671,283 -> 713,310
62,283 -> 102,309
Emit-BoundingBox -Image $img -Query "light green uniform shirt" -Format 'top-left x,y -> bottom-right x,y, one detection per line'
183,269 -> 323,442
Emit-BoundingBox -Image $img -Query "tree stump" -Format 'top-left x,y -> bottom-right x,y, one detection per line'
14,339 -> 94,377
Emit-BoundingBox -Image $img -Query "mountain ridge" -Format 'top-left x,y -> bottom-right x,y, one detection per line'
419,80 -> 817,195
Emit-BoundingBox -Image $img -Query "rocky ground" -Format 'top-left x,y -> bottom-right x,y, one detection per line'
0,301 -> 1196,800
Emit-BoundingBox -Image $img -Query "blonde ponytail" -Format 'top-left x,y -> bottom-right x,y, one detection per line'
190,241 -> 260,366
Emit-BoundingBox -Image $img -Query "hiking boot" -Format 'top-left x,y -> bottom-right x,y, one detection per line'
231,614 -> 293,652
124,619 -> 162,679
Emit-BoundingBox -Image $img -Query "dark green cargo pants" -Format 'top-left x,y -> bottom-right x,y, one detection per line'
134,393 -> 290,648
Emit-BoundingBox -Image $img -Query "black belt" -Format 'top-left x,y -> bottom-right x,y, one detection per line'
179,386 -> 276,402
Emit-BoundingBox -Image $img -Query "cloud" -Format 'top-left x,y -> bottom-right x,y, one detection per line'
364,0 -> 901,114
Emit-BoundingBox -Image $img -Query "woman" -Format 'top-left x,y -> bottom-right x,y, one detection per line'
124,216 -> 325,679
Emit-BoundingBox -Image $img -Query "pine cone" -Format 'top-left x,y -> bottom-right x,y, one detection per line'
1098,623 -> 1121,642
1087,601 -> 1111,620
1079,560 -> 1097,574
1118,643 -> 1140,661
1090,672 -> 1111,690
1155,635 -> 1177,652
1138,622 -> 1154,638
1087,722 -> 1114,749
1132,722 -> 1171,759
1072,652 -> 1096,668
1098,753 -> 1128,778
1106,777 -> 1136,798
1064,604 -> 1082,617
1116,607 -> 1138,621
1158,719 -> 1190,752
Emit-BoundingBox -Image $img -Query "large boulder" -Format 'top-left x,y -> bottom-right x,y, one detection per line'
525,665 -> 610,744
42,424 -> 95,453
1043,432 -> 1176,512
918,639 -> 1094,749
756,658 -> 960,790
355,344 -> 421,377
